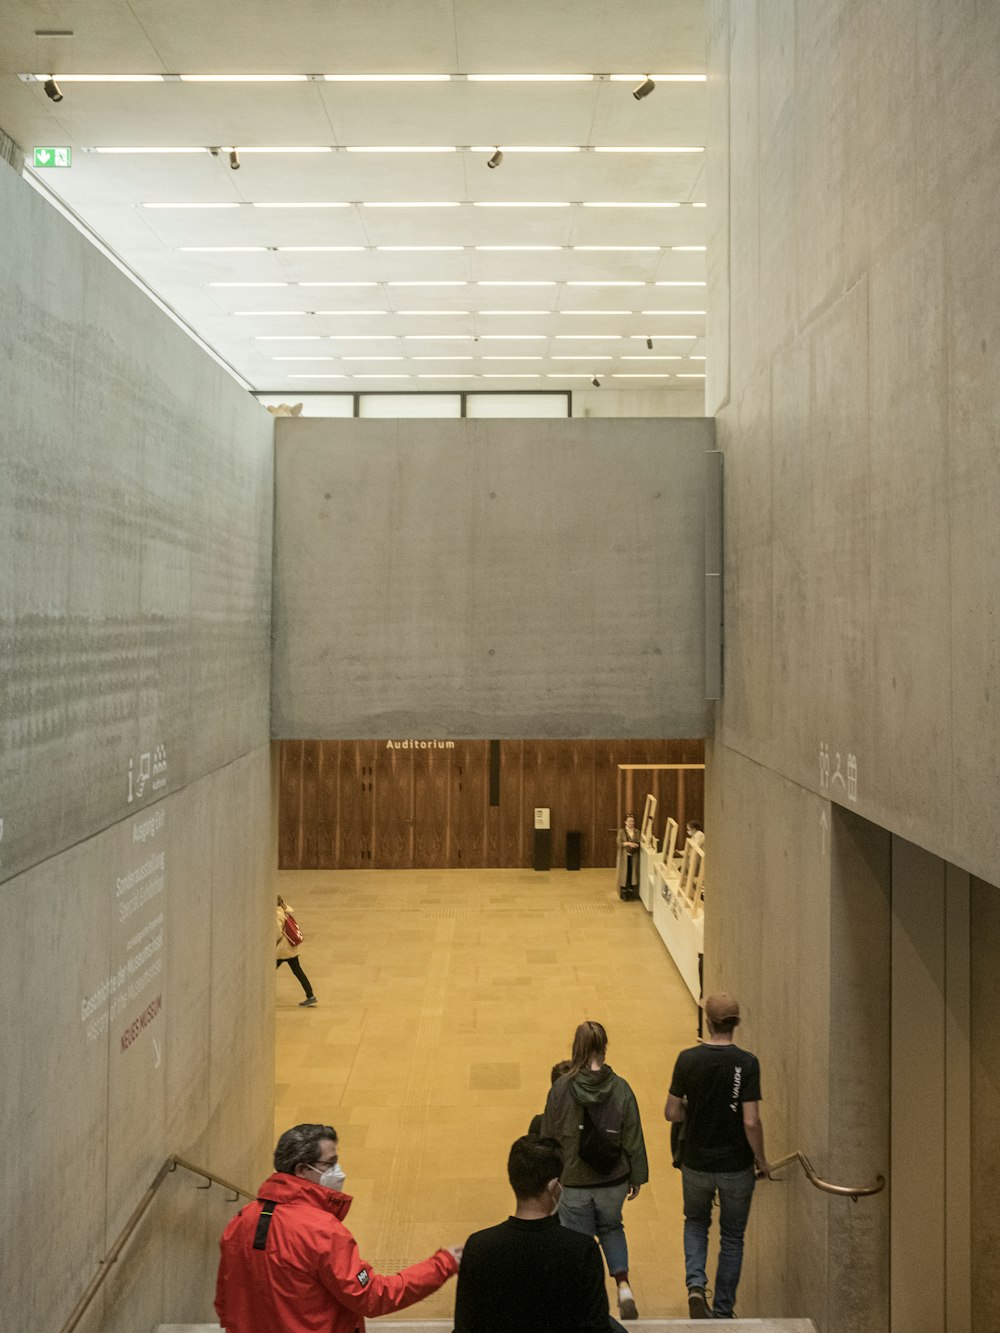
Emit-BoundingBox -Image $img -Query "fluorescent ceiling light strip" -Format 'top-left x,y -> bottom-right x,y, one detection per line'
554,334 -> 623,340
142,202 -> 240,208
95,146 -> 208,154
32,73 -> 164,82
396,309 -> 470,315
412,356 -> 474,361
478,310 -> 550,315
237,146 -> 333,153
278,246 -> 365,252
560,310 -> 632,315
404,335 -> 474,340
677,373 -> 706,378
418,374 -> 476,378
546,374 -> 595,378
468,74 -> 593,82
235,310 -> 305,316
553,356 -> 613,361
300,281 -> 378,287
378,245 -> 463,252
387,280 -> 468,286
693,202 -> 707,207
573,246 -> 661,252
182,246 -> 268,252
473,201 -> 571,208
582,201 -> 681,208
478,281 -> 556,287
608,73 -> 706,82
253,202 -> 350,208
181,74 -> 308,82
469,145 -> 579,153
363,201 -> 460,208
479,335 -> 546,340
630,333 -> 698,339
476,245 -> 562,251
690,355 -> 707,360
568,281 -> 644,287
346,145 -> 457,153
613,373 -> 672,378
254,335 -> 321,340
352,374 -> 412,378
342,356 -> 404,361
316,309 -> 389,315
621,355 -> 681,360
210,282 -> 288,287
481,356 -> 543,361
324,74 -> 450,81
325,335 -> 397,340
272,356 -> 336,361
483,374 -> 540,378
289,373 -> 348,378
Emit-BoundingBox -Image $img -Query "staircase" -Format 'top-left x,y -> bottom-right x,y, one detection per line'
157,1322 -> 817,1331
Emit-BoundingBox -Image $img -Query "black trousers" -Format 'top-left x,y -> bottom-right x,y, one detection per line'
276,955 -> 314,998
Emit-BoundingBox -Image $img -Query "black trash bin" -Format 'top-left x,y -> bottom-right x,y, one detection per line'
565,831 -> 582,871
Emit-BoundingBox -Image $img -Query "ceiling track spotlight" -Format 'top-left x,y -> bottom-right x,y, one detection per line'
487,147 -> 503,169
646,336 -> 654,349
591,374 -> 602,387
632,75 -> 655,100
43,76 -> 63,102
229,148 -> 240,170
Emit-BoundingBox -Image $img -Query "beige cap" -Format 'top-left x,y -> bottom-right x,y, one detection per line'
702,992 -> 740,1024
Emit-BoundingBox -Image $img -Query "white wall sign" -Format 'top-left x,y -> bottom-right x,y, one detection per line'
534,807 -> 551,830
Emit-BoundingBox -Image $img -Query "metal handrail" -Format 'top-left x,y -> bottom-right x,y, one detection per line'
59,1154 -> 255,1333
767,1150 -> 885,1202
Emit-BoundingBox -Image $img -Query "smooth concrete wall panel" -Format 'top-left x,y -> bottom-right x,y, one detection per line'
709,0 -> 1000,889
0,750 -> 272,1333
0,158 -> 273,886
272,416 -> 713,740
704,2 -> 730,417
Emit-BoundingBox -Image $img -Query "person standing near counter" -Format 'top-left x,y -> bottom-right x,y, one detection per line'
616,815 -> 640,901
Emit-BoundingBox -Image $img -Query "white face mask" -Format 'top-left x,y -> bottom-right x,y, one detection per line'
307,1161 -> 346,1192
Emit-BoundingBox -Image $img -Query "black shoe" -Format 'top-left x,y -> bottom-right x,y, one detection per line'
299,996 -> 317,1007
687,1287 -> 710,1319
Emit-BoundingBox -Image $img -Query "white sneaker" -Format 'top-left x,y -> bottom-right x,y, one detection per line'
617,1282 -> 637,1320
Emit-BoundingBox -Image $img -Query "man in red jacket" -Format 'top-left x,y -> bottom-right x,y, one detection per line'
215,1123 -> 462,1333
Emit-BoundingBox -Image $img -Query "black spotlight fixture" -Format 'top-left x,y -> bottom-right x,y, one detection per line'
487,147 -> 503,169
43,76 -> 63,102
632,75 -> 655,101
229,148 -> 240,170
591,374 -> 601,388
646,336 -> 654,350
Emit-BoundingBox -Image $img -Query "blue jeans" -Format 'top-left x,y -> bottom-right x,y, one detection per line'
558,1180 -> 630,1276
681,1165 -> 755,1318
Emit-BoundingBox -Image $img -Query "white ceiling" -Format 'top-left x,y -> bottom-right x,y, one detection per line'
0,1 -> 708,396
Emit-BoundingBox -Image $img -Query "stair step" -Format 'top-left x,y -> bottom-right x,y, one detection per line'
156,1322 -> 817,1331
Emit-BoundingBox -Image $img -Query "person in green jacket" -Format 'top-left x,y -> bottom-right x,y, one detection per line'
540,1021 -> 649,1322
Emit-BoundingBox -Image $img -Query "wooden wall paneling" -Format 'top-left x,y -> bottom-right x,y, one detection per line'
315,741 -> 339,868
451,741 -> 489,869
277,741 -> 304,870
521,741 -> 550,871
374,744 -> 414,869
336,741 -> 370,869
553,740 -> 593,869
413,746 -> 451,869
299,741 -> 319,869
499,740 -> 524,867
592,741 -> 620,868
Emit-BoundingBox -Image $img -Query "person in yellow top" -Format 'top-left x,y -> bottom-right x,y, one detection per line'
276,895 -> 317,1007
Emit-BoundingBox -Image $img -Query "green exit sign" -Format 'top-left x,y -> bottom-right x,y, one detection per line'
33,146 -> 72,168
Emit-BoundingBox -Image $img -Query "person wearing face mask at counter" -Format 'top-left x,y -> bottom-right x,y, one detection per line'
215,1123 -> 462,1333
453,1135 -> 625,1333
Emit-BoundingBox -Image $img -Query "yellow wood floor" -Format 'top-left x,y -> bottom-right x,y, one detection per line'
274,867 -> 698,1320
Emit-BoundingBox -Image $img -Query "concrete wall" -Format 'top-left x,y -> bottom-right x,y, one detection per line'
707,1 -> 1000,1328
272,416 -> 714,739
0,157 -> 275,1331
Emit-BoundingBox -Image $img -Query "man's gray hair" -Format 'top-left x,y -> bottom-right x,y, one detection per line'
274,1123 -> 337,1174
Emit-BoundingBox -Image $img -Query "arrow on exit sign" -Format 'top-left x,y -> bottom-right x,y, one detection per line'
33,146 -> 72,168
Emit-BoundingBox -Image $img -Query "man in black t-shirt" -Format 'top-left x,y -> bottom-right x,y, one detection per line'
664,992 -> 770,1320
454,1135 -> 625,1333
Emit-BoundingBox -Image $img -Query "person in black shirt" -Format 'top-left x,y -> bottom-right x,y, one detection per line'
454,1135 -> 623,1333
664,992 -> 770,1320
